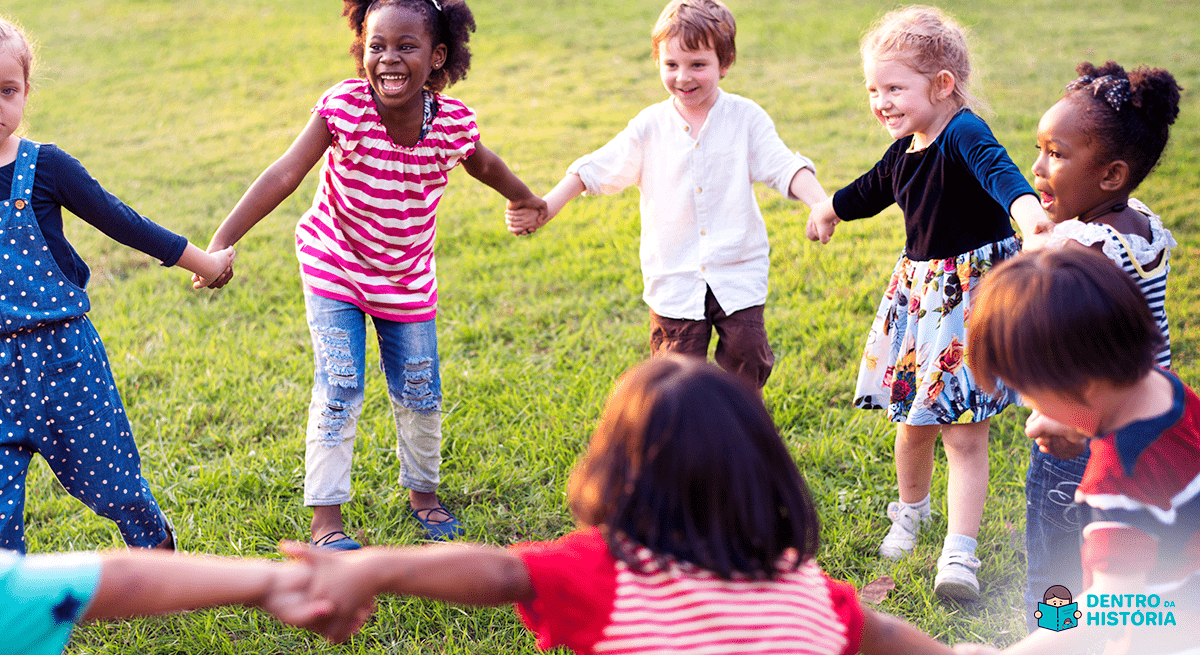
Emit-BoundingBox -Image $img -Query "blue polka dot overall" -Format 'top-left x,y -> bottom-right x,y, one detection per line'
0,140 -> 170,552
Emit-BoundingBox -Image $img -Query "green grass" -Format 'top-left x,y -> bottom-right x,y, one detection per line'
5,0 -> 1199,652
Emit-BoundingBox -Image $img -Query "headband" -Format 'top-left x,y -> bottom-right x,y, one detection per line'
1065,74 -> 1130,112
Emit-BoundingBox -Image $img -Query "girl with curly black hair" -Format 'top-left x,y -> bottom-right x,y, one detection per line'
200,0 -> 546,547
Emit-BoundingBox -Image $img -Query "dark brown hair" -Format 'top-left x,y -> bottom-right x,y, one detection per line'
1062,61 -> 1182,192
969,248 -> 1163,399
568,355 -> 820,579
342,0 -> 474,93
651,0 -> 736,70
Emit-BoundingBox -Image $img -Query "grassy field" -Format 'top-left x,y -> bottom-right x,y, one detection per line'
7,0 -> 1199,652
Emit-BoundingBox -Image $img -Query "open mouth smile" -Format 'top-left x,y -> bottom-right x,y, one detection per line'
378,73 -> 409,93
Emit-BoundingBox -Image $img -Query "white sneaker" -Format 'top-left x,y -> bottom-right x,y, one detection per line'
878,501 -> 931,559
935,550 -> 981,601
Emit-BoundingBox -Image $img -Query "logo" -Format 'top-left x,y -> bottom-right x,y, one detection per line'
1036,585 -> 1081,632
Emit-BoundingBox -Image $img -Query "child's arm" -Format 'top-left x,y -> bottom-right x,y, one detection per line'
194,114 -> 333,289
506,173 -> 585,236
280,541 -> 534,644
83,549 -> 340,633
460,143 -> 548,230
788,167 -> 829,208
860,608 -> 955,655
182,244 -> 237,289
1010,194 -> 1053,250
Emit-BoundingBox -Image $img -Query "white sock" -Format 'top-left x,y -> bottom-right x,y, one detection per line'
942,533 -> 977,556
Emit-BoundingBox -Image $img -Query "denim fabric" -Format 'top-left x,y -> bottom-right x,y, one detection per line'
302,289 -> 443,506
1024,441 -> 1089,632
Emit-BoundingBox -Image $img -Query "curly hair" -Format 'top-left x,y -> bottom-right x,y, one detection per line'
861,5 -> 981,111
1063,61 -> 1182,192
342,0 -> 475,93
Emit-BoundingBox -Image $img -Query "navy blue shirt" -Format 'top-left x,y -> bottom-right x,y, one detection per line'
832,109 -> 1033,261
0,142 -> 187,289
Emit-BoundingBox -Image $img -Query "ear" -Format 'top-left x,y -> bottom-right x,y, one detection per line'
1099,159 -> 1130,193
432,43 -> 448,71
719,63 -> 731,79
932,70 -> 956,101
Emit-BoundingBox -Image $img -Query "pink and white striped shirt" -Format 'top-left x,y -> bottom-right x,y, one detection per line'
296,79 -> 479,322
513,527 -> 863,655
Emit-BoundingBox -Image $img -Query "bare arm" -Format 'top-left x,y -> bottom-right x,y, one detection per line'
1010,193 -> 1052,250
83,549 -> 333,629
461,143 -> 547,231
788,167 -> 829,208
195,113 -> 332,288
860,607 -> 956,655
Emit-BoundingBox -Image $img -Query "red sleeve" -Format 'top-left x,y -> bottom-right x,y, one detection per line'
509,527 -> 617,653
826,576 -> 865,655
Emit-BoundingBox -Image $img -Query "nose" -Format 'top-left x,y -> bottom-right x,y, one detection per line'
1031,151 -> 1046,178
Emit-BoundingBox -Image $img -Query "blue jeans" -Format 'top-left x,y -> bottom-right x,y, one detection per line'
302,289 -> 443,506
1025,442 -> 1089,632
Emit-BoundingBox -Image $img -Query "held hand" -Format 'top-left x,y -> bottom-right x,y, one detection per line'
192,246 -> 236,290
256,559 -> 336,634
1025,410 -> 1088,459
807,198 -> 840,244
279,541 -> 376,644
505,195 -> 549,236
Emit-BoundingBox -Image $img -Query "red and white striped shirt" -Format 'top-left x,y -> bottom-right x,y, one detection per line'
296,79 -> 479,322
512,528 -> 863,655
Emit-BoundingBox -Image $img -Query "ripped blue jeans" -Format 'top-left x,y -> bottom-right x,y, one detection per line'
302,288 -> 443,506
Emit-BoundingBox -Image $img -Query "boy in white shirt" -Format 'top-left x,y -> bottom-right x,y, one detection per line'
506,0 -> 827,388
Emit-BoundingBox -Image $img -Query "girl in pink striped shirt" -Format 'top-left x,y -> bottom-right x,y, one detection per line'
293,355 -> 956,654
201,0 -> 545,547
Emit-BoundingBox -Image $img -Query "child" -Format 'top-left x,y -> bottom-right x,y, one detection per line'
960,247 -> 1197,655
505,0 -> 828,390
284,355 -> 958,654
804,6 -> 1048,600
0,16 -> 234,552
1021,61 -> 1181,630
1,542 -> 368,653
199,0 -> 546,548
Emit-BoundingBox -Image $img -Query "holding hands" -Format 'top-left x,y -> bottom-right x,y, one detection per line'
806,197 -> 841,244
1025,410 -> 1089,460
505,195 -> 549,236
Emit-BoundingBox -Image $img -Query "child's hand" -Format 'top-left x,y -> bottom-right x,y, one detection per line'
255,557 -> 337,635
192,246 -> 236,290
279,541 -> 376,644
807,198 -> 840,244
1025,410 -> 1088,459
505,195 -> 549,236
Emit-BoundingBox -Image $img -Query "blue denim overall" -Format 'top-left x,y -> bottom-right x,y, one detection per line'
0,140 -> 169,552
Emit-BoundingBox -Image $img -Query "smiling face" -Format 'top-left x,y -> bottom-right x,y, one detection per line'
864,57 -> 953,149
0,49 -> 28,149
658,36 -> 727,117
362,4 -> 446,116
1032,98 -> 1117,223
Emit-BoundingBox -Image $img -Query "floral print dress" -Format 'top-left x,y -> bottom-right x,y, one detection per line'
852,236 -> 1020,425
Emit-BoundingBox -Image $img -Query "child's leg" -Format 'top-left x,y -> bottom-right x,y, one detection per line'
0,444 -> 34,552
1024,442 -> 1087,632
302,290 -> 368,547
648,308 -> 711,362
934,419 -> 990,600
710,296 -> 774,389
880,423 -> 939,558
373,316 -> 461,540
34,319 -> 171,548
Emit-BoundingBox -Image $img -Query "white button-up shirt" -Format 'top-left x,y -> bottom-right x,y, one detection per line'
569,90 -> 812,320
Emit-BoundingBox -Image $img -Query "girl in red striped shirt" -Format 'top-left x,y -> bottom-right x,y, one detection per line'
293,355 -> 955,654
201,0 -> 545,547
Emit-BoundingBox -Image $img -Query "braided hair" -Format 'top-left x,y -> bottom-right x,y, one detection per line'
342,0 -> 475,93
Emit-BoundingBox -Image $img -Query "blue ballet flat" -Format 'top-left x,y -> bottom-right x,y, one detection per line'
410,504 -> 464,542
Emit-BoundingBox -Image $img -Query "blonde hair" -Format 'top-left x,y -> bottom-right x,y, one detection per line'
651,0 -> 736,70
0,15 -> 34,86
861,5 -> 980,110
